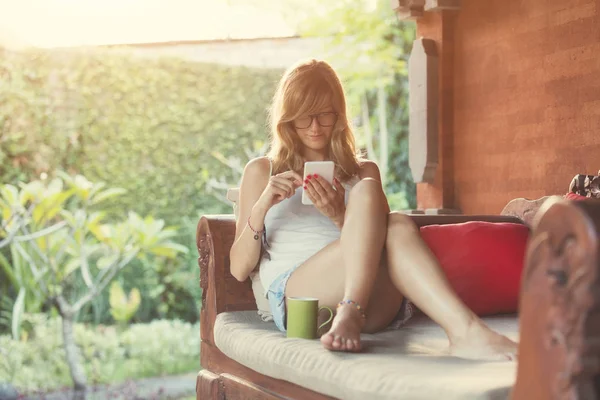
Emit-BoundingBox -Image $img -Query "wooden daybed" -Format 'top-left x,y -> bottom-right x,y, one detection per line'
195,195 -> 600,400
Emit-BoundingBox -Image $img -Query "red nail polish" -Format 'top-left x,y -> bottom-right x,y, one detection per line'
314,174 -> 319,178
303,186 -> 307,189
304,179 -> 308,184
307,175 -> 312,179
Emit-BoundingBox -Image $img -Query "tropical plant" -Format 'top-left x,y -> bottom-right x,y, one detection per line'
0,314 -> 200,393
0,172 -> 187,392
108,281 -> 141,326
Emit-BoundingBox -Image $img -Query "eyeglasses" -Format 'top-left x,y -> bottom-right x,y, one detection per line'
293,112 -> 338,129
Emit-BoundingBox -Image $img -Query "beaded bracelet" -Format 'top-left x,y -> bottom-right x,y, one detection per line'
247,217 -> 264,240
337,299 -> 367,319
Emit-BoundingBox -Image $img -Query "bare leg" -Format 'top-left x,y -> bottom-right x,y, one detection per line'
385,212 -> 518,361
286,178 -> 400,352
287,181 -> 517,359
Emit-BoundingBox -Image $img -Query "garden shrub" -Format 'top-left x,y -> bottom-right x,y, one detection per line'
0,314 -> 200,393
0,46 -> 282,225
0,47 -> 282,324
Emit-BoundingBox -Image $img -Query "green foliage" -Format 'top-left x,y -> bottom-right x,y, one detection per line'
387,191 -> 410,211
377,73 -> 415,203
77,215 -> 201,326
0,314 -> 199,392
0,173 -> 186,340
108,281 -> 140,325
0,46 -> 283,225
298,0 -> 412,109
0,3 -> 418,329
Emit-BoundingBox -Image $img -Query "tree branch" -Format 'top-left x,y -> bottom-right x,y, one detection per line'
13,221 -> 67,242
0,213 -> 22,249
12,241 -> 49,297
53,225 -> 76,275
54,295 -> 74,318
71,250 -> 139,313
0,227 -> 18,249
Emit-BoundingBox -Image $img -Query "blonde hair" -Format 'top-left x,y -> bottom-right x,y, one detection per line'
266,59 -> 362,181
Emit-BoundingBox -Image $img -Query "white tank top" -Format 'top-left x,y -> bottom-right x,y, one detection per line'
258,159 -> 359,295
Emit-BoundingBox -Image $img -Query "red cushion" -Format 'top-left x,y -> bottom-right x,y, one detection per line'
565,192 -> 588,201
419,222 -> 529,316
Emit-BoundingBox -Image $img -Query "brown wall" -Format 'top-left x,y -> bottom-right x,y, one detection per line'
417,0 -> 600,214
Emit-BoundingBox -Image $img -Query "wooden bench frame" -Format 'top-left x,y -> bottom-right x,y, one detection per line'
196,199 -> 600,400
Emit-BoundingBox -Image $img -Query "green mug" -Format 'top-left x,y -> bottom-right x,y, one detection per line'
286,297 -> 334,339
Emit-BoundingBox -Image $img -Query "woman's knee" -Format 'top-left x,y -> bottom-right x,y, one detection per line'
347,178 -> 385,206
386,212 -> 419,242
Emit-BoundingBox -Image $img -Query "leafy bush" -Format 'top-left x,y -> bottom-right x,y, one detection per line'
0,173 -> 191,389
0,47 -> 277,325
76,215 -> 201,326
0,47 -> 282,225
0,314 -> 200,393
109,281 -> 141,325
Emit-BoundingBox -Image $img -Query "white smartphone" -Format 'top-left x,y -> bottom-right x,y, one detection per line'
302,161 -> 335,205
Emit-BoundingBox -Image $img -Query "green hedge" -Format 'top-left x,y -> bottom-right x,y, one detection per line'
0,314 -> 199,392
0,47 -> 283,224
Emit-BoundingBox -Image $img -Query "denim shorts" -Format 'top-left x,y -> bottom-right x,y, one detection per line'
266,265 -> 416,333
266,264 -> 301,332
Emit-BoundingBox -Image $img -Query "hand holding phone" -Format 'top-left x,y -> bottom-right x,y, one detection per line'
302,161 -> 335,205
259,170 -> 303,209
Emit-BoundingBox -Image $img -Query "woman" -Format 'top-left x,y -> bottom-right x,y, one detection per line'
230,59 -> 517,360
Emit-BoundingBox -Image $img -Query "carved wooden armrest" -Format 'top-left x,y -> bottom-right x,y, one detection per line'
501,196 -> 555,226
197,215 -> 256,346
512,198 -> 600,400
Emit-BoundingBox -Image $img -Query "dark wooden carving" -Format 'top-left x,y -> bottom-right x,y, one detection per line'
196,370 -> 223,400
198,231 -> 211,311
512,198 -> 600,400
197,215 -> 256,348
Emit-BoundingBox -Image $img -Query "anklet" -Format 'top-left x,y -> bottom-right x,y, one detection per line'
338,299 -> 367,319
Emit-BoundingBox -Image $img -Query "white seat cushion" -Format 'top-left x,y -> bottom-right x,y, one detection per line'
214,311 -> 518,400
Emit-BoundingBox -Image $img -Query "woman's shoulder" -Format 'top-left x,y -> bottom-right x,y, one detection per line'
243,156 -> 272,178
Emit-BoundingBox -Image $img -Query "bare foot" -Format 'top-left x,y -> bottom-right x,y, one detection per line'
449,320 -> 518,361
320,303 -> 365,352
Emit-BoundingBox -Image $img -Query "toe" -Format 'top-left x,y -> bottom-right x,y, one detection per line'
320,333 -> 333,347
345,338 -> 353,351
353,339 -> 360,352
332,335 -> 342,349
